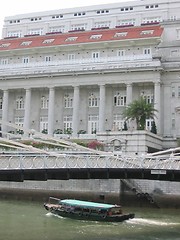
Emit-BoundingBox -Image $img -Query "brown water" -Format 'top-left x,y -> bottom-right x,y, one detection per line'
0,199 -> 180,240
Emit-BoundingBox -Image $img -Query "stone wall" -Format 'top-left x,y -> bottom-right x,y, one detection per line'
0,179 -> 179,196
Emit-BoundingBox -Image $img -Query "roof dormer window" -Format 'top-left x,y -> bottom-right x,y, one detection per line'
65,36 -> 78,42
0,43 -> 11,48
140,30 -> 154,35
20,41 -> 32,46
90,34 -> 102,40
114,32 -> 128,38
43,39 -> 55,44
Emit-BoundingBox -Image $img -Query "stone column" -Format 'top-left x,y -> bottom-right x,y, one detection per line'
24,88 -> 31,130
99,84 -> 106,132
126,83 -> 133,105
154,81 -> 161,134
48,87 -> 55,135
72,86 -> 80,136
2,89 -> 9,134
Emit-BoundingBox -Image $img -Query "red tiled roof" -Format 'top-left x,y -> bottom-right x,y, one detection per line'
0,25 -> 163,51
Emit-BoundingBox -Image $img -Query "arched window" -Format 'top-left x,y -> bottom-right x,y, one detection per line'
64,94 -> 73,108
88,93 -> 99,107
16,96 -> 24,109
41,96 -> 49,109
114,92 -> 126,106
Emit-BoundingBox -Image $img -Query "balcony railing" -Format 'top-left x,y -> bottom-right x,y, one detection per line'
0,54 -> 161,77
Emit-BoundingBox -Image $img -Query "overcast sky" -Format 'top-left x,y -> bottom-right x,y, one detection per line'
0,0 -> 134,37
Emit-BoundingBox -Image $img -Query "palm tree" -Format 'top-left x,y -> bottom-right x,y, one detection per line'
123,97 -> 157,130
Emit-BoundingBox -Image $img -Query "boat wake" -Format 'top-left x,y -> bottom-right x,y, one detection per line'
127,218 -> 179,226
45,212 -> 64,219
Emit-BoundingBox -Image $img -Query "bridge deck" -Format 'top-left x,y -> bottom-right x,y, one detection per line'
0,154 -> 179,182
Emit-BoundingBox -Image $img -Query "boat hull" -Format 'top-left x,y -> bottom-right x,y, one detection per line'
44,204 -> 135,222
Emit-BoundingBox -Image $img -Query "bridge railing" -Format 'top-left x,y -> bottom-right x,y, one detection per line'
0,154 -> 179,170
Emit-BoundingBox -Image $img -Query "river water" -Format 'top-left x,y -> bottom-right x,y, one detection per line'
0,199 -> 180,240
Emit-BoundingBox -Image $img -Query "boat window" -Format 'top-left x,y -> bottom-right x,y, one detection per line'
111,207 -> 122,215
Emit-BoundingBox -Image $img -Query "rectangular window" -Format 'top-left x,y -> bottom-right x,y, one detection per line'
64,115 -> 73,131
178,86 -> 180,97
40,116 -> 48,132
7,31 -> 22,37
68,54 -> 75,60
0,97 -> 3,109
22,57 -> 29,64
0,58 -> 8,65
117,50 -> 126,57
49,26 -> 65,33
52,15 -> 63,19
117,19 -> 135,26
71,24 -> 87,31
176,29 -> 180,40
172,87 -> 175,97
113,114 -> 124,131
170,16 -> 177,21
142,16 -> 162,24
143,48 -> 151,55
146,119 -> 154,131
27,28 -> 43,35
15,117 -> 24,127
92,52 -> 100,59
88,115 -> 99,134
94,21 -> 110,28
45,56 -> 52,62
172,118 -> 175,129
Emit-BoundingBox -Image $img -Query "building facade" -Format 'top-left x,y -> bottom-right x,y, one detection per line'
0,0 -> 180,153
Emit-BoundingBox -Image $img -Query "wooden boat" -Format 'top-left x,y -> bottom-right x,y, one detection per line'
44,197 -> 135,222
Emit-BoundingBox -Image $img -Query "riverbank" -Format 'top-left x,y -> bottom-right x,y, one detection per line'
1,187 -> 180,209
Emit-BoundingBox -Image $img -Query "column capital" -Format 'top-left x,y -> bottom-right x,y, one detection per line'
72,85 -> 80,89
49,86 -> 55,91
98,84 -> 105,87
153,80 -> 161,85
24,88 -> 31,93
2,88 -> 9,92
126,82 -> 133,86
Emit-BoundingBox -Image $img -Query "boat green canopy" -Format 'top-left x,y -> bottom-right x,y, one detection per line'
60,199 -> 119,210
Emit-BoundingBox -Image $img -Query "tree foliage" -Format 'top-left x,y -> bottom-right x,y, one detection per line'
123,97 -> 157,130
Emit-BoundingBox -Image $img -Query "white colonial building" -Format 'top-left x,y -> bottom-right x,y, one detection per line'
0,0 -> 180,154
